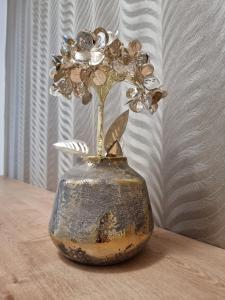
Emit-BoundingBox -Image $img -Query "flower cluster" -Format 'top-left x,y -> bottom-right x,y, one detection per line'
49,27 -> 167,113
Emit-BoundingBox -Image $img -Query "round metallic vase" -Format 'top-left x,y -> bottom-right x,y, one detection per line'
49,156 -> 154,265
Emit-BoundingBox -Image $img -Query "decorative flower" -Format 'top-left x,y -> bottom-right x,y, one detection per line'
126,88 -> 151,113
126,86 -> 167,114
49,27 -> 167,114
50,27 -> 167,157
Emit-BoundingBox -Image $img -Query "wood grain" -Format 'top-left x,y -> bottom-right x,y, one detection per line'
0,177 -> 225,300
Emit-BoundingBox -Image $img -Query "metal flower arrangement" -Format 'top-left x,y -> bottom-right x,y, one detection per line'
49,27 -> 167,157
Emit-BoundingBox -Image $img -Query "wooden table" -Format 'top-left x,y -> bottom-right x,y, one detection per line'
0,177 -> 225,300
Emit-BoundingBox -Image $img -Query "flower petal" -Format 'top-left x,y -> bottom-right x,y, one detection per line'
140,64 -> 154,76
150,104 -> 158,114
94,27 -> 109,49
144,75 -> 160,90
128,40 -> 142,57
89,51 -> 104,65
58,78 -> 73,96
76,30 -> 95,50
107,31 -> 118,46
49,66 -> 57,79
151,89 -> 167,104
93,69 -> 107,85
126,87 -> 138,98
129,100 -> 144,112
49,84 -> 59,96
82,92 -> 92,105
136,52 -> 150,65
70,67 -> 82,83
75,50 -> 90,62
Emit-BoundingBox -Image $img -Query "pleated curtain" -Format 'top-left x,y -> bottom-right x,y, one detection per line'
5,0 -> 225,248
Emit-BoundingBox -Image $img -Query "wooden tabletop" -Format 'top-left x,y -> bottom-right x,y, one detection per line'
0,177 -> 225,300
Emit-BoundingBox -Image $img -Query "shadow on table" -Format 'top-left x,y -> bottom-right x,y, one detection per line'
57,243 -> 166,273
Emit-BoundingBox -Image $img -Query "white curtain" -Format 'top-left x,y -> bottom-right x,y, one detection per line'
0,0 -> 7,175
5,0 -> 225,248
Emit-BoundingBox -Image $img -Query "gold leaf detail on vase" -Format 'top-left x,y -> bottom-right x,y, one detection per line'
53,139 -> 89,155
104,110 -> 129,154
107,140 -> 123,157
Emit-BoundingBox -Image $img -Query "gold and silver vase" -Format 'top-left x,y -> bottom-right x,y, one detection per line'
49,156 -> 153,265
48,27 -> 167,265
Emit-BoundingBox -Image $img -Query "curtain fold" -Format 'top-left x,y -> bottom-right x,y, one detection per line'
162,0 -> 225,248
5,0 -> 225,248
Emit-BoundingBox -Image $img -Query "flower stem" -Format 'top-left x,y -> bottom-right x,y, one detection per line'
95,71 -> 120,157
97,102 -> 104,156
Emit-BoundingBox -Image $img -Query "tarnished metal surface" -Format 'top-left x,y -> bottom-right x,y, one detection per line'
49,157 -> 154,265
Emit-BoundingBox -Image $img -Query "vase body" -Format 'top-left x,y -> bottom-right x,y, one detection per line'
49,156 -> 154,265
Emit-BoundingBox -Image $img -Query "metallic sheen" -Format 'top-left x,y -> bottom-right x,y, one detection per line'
49,157 -> 154,265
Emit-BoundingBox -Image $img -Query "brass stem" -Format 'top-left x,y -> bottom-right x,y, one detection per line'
97,102 -> 104,156
95,70 -> 122,156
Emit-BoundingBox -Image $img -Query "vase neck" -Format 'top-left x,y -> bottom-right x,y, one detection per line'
83,156 -> 128,168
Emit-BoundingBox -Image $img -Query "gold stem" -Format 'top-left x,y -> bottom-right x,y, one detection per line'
95,70 -> 121,156
97,102 -> 104,156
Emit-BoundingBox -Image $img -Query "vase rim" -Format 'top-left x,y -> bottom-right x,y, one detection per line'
83,156 -> 127,164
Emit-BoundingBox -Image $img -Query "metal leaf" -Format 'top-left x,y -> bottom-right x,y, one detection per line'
104,110 -> 129,153
53,139 -> 89,155
107,140 -> 123,157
